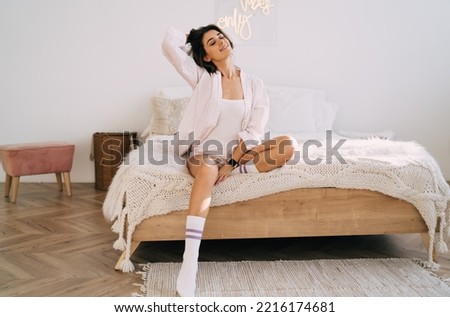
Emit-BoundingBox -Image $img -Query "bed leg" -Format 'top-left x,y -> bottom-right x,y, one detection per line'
114,241 -> 141,271
420,233 -> 438,263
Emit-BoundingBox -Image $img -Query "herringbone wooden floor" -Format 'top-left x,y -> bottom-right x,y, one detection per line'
0,182 -> 449,296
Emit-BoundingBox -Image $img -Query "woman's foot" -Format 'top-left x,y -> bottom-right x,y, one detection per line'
176,262 -> 198,297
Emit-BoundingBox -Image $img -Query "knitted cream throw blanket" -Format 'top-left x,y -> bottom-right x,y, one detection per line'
103,137 -> 450,272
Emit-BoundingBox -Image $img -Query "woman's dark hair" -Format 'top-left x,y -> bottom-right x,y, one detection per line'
186,24 -> 234,74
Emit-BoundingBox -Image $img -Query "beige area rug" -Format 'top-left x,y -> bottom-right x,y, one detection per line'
135,258 -> 450,297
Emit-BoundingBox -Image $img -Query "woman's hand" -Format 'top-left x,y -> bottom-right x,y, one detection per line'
215,164 -> 234,185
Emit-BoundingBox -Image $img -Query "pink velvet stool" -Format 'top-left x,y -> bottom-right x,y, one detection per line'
0,142 -> 75,203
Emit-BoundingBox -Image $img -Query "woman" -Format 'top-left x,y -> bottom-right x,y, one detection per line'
162,24 -> 295,297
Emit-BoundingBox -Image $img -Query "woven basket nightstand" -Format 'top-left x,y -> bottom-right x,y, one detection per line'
92,132 -> 138,191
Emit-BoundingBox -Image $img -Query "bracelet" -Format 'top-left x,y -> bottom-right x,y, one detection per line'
227,158 -> 239,168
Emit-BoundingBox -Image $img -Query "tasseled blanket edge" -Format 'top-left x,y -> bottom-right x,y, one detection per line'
114,220 -> 137,273
435,204 -> 450,253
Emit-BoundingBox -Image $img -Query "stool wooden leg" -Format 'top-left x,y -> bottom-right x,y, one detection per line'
55,173 -> 63,191
10,176 -> 20,203
63,172 -> 72,197
5,174 -> 12,197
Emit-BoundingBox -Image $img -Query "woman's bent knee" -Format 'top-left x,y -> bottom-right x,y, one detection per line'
277,135 -> 297,160
188,155 -> 219,178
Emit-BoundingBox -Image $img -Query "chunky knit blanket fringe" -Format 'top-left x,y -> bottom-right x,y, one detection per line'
103,137 -> 450,272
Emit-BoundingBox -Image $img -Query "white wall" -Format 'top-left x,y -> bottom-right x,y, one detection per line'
1,0 -> 449,182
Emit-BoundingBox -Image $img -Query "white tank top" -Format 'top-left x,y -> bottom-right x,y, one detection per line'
194,98 -> 245,159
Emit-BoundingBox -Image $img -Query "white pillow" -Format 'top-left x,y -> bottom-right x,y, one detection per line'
266,86 -> 328,133
315,101 -> 338,131
141,87 -> 192,138
266,88 -> 316,133
141,96 -> 189,138
266,86 -> 337,133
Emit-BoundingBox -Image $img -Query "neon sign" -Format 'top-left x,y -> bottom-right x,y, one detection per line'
215,0 -> 277,44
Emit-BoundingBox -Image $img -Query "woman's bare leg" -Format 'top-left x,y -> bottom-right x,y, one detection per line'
177,155 -> 219,297
239,135 -> 296,172
186,155 -> 220,217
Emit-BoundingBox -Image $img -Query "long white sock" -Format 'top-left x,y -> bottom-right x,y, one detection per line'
231,161 -> 260,174
176,215 -> 205,297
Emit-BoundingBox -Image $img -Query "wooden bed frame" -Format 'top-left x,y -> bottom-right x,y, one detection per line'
114,187 -> 435,270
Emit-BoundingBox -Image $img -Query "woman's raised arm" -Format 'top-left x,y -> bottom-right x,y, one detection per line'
161,27 -> 203,88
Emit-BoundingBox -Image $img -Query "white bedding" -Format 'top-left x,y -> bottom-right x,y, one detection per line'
103,132 -> 450,272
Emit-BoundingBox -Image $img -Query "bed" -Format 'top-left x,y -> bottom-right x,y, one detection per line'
103,86 -> 450,272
